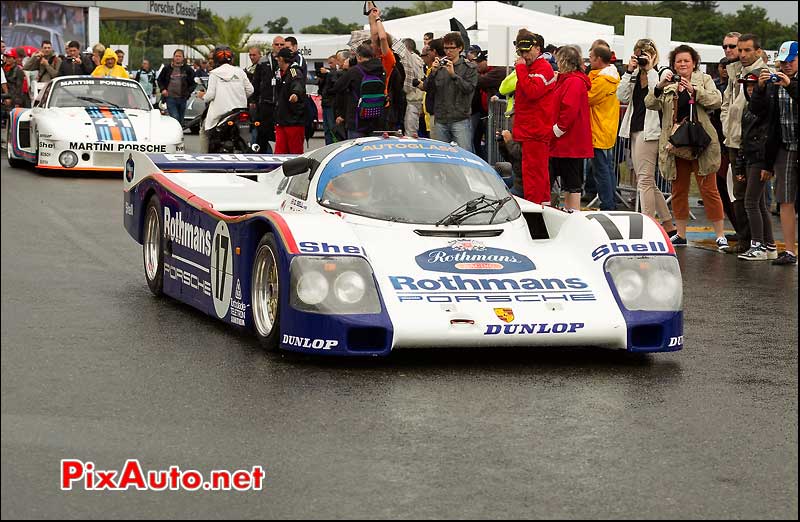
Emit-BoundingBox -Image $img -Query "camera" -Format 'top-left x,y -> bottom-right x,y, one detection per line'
495,132 -> 505,143
412,78 -> 421,88
767,73 -> 781,83
636,55 -> 650,67
439,58 -> 450,67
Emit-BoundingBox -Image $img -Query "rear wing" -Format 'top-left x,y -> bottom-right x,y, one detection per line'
122,151 -> 298,191
147,152 -> 299,171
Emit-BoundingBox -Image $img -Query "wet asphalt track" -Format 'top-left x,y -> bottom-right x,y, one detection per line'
1,137 -> 797,519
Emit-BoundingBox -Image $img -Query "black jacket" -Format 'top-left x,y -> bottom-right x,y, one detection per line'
331,58 -> 386,132
57,55 -> 93,77
274,64 -> 306,127
385,52 -> 406,129
749,73 -> 798,170
318,67 -> 343,108
157,63 -> 195,98
252,60 -> 278,106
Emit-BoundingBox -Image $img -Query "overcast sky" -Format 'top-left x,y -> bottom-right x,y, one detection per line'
201,1 -> 799,32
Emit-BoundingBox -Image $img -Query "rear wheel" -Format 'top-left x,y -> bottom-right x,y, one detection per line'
7,157 -> 28,169
143,196 -> 165,296
251,233 -> 282,351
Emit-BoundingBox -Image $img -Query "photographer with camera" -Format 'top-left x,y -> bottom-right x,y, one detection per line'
616,38 -> 677,236
647,44 -> 726,249
750,41 -> 798,265
422,31 -> 477,151
57,41 -> 93,77
24,40 -> 60,84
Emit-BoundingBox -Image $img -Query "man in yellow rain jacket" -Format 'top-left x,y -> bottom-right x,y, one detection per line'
587,44 -> 620,211
91,48 -> 129,79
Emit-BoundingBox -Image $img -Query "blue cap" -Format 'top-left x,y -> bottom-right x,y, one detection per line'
776,41 -> 798,62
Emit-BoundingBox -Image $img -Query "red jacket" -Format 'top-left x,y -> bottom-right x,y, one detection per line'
511,55 -> 556,142
549,71 -> 594,159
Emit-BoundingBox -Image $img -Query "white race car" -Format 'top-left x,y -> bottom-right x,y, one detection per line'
123,137 -> 684,357
7,76 -> 184,172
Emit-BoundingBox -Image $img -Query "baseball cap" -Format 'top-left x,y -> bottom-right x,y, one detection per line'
776,41 -> 798,62
467,44 -> 482,55
474,50 -> 488,63
514,33 -> 544,52
277,47 -> 294,61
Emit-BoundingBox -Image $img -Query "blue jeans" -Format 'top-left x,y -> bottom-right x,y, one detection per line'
322,106 -> 335,145
433,118 -> 473,153
166,97 -> 187,125
592,148 -> 616,211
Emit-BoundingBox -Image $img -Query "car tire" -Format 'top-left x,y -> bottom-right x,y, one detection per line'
251,232 -> 282,352
7,157 -> 29,169
143,195 -> 165,296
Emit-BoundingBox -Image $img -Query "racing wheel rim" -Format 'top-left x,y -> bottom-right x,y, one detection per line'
252,243 -> 279,337
144,204 -> 160,281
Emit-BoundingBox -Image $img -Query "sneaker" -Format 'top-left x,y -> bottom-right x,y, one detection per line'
772,251 -> 798,265
765,244 -> 778,260
738,246 -> 767,261
671,235 -> 687,246
667,229 -> 678,238
716,237 -> 729,251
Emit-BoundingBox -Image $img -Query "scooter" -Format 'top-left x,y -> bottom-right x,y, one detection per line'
206,108 -> 260,154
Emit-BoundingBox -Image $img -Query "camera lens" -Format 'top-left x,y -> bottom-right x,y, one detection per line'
636,56 -> 649,66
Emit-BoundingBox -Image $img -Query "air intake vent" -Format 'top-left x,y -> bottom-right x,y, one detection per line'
523,212 -> 549,240
347,327 -> 388,351
630,325 -> 664,349
414,229 -> 503,238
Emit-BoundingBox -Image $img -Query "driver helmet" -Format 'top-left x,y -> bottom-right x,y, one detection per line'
327,173 -> 373,202
213,45 -> 233,65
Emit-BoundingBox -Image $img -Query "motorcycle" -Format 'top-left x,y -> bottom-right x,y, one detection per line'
183,107 -> 260,154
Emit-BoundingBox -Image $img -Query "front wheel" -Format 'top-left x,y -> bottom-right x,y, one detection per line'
251,233 -> 282,351
143,196 -> 165,296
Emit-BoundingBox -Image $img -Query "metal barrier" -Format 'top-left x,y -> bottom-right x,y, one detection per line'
486,98 -> 675,212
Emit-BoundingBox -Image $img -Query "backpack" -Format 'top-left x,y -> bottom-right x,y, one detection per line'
354,64 -> 386,122
304,94 -> 317,143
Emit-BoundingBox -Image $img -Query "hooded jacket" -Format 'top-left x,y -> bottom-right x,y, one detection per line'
588,64 -> 620,149
550,70 -> 593,158
422,56 -> 478,124
203,63 -> 254,130
645,70 -> 722,181
91,49 -> 129,79
511,55 -> 557,143
720,56 -> 766,149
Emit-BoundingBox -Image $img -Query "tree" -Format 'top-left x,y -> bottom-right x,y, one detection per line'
192,14 -> 259,64
300,17 -> 361,35
264,17 -> 293,34
499,0 -> 524,6
382,1 -> 452,20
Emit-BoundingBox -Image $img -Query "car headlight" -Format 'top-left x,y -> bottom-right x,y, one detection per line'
59,151 -> 78,168
606,256 -> 682,311
290,256 -> 381,314
296,271 -> 329,305
334,271 -> 366,304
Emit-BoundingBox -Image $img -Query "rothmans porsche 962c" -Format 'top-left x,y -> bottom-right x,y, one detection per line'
7,76 -> 184,172
123,137 -> 684,356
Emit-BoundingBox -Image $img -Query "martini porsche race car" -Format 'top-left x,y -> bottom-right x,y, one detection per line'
7,76 -> 184,172
123,137 -> 683,356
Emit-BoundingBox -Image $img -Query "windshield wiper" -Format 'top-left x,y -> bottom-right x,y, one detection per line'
77,96 -> 121,108
435,195 -> 513,227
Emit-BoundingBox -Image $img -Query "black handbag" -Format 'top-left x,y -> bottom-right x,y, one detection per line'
666,91 -> 711,160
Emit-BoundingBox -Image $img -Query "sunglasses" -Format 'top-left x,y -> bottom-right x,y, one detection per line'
443,46 -> 458,50
722,44 -> 738,49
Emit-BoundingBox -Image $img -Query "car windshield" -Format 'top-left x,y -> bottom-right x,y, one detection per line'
319,162 -> 520,225
48,79 -> 151,110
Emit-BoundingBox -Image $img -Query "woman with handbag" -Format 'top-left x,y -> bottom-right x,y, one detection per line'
616,39 -> 677,236
646,45 -> 727,250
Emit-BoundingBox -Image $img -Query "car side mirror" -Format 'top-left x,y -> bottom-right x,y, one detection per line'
282,156 -> 315,177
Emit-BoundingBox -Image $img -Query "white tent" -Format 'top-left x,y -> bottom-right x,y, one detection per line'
372,1 -> 616,57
